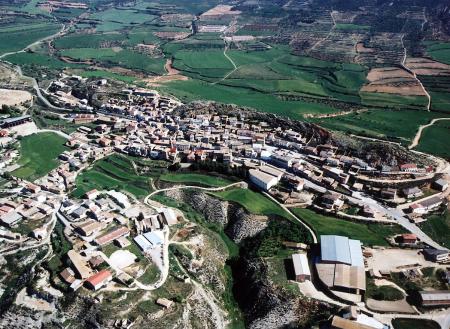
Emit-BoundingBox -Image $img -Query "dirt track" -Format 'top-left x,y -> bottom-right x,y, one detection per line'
409,117 -> 450,149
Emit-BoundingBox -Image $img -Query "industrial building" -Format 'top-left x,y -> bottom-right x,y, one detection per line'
316,235 -> 366,298
292,253 -> 311,282
420,291 -> 450,307
249,169 -> 279,191
0,115 -> 31,128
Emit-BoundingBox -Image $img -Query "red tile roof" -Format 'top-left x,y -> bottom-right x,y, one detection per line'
86,270 -> 112,287
95,226 -> 129,246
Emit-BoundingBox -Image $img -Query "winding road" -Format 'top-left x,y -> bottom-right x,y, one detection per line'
408,117 -> 450,149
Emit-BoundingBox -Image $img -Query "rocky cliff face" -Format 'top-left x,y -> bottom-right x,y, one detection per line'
164,189 -> 268,242
162,188 -> 335,328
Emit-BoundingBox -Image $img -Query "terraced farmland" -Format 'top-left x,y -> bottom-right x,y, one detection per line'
72,154 -> 167,199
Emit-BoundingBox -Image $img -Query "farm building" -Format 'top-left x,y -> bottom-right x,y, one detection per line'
143,231 -> 164,246
292,253 -> 310,282
320,235 -> 364,266
401,187 -> 423,199
95,226 -> 130,246
156,298 -> 173,309
422,249 -> 449,262
420,291 -> 450,307
0,115 -> 31,128
160,208 -> 177,225
67,250 -> 92,279
85,270 -> 113,291
134,235 -> 152,252
249,169 -> 278,191
331,316 -> 384,329
433,178 -> 448,192
316,235 -> 366,297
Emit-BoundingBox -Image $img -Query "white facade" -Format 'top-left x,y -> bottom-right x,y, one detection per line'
249,169 -> 278,191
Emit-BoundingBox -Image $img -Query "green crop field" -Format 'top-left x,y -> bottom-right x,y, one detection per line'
335,23 -> 371,31
212,188 -> 291,218
159,79 -> 337,119
12,132 -> 68,181
4,52 -> 82,70
60,48 -> 165,75
416,120 -> 450,159
160,172 -> 233,187
360,92 -> 428,110
312,110 -> 446,144
167,45 -> 368,112
292,208 -> 406,246
0,19 -> 61,54
88,8 -> 158,32
419,210 -> 450,249
426,42 -> 450,65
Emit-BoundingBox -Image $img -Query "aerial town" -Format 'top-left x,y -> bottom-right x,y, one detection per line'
0,71 -> 449,329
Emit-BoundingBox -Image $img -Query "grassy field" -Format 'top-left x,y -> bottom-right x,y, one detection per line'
89,8 -> 158,32
160,172 -> 233,187
360,92 -> 428,110
32,110 -> 95,134
76,69 -> 136,83
426,41 -> 450,65
159,79 -> 337,119
292,208 -> 405,246
312,110 -> 446,144
5,52 -> 82,70
335,23 -> 370,31
416,120 -> 450,159
212,188 -> 291,218
366,277 -> 404,301
12,132 -> 68,181
60,48 -> 166,75
0,19 -> 61,54
72,154 -> 167,199
419,210 -> 450,249
166,45 -> 368,116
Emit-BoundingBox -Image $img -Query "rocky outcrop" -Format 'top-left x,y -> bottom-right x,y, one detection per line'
164,189 -> 268,241
162,188 -> 334,328
226,205 -> 268,243
164,189 -> 228,226
232,257 -> 335,329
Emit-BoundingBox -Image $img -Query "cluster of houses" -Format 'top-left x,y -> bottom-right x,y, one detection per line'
0,184 -> 58,233
0,78 -> 448,321
57,187 -> 178,292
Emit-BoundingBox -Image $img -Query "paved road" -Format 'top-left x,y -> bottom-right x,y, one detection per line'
350,192 -> 448,250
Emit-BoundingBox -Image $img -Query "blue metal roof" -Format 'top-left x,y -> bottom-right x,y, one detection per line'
143,231 -> 163,246
321,235 -> 351,265
320,235 -> 363,267
134,235 -> 152,251
348,239 -> 364,267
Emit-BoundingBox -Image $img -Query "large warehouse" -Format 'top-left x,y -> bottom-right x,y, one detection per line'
316,235 -> 366,300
